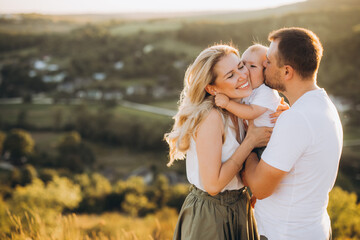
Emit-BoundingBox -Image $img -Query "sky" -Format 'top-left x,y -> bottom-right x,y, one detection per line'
0,0 -> 306,14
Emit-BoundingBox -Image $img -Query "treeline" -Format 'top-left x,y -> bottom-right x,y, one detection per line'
176,9 -> 360,48
0,105 -> 172,153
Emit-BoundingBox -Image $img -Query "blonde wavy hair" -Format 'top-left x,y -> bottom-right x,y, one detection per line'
164,44 -> 240,166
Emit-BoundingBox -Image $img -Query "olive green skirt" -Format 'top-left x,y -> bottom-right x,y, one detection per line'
173,185 -> 259,240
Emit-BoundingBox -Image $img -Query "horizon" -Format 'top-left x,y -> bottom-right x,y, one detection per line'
0,0 -> 306,15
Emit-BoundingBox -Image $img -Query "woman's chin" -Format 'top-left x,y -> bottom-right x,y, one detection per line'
238,89 -> 252,99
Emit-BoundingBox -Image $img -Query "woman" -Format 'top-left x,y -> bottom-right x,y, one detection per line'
164,44 -> 272,240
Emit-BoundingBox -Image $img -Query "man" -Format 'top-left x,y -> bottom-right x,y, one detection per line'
243,27 -> 343,240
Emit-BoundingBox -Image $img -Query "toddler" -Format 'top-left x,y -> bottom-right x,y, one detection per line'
215,44 -> 282,157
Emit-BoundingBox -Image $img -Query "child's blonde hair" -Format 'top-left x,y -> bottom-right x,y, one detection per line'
243,43 -> 268,55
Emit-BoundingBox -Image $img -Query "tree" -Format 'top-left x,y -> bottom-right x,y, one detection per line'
2,129 -> 35,166
0,131 -> 5,156
56,131 -> 95,172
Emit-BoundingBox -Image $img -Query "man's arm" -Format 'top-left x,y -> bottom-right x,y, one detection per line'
242,152 -> 287,199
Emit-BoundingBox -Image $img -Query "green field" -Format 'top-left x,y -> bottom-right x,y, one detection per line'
148,100 -> 178,110
110,20 -> 182,36
152,38 -> 203,58
0,103 -> 172,128
0,103 -> 181,180
30,130 -> 176,181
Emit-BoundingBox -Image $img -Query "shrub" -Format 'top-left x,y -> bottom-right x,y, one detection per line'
167,184 -> 189,212
8,176 -> 82,224
73,173 -> 112,213
2,129 -> 35,166
121,193 -> 155,217
328,186 -> 360,239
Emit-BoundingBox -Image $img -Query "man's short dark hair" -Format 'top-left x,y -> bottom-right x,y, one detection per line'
268,27 -> 323,79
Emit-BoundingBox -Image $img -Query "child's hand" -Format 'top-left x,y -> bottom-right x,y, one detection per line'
270,97 -> 290,124
215,93 -> 230,109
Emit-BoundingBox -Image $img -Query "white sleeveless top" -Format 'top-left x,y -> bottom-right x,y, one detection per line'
186,113 -> 245,192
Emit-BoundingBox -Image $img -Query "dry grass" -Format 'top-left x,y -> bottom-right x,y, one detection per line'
2,208 -> 178,240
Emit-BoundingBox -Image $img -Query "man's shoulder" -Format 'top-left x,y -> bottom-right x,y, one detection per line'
276,108 -> 306,126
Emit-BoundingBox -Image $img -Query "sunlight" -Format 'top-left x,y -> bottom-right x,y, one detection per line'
0,0 -> 307,14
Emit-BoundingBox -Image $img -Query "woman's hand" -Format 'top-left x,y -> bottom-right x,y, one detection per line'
270,97 -> 290,124
245,120 -> 272,148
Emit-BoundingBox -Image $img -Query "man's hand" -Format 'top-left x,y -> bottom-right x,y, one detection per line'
271,97 -> 290,124
215,93 -> 230,109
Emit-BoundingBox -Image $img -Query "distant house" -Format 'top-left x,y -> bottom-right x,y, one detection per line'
74,78 -> 92,88
114,61 -> 124,70
87,90 -> 103,100
76,90 -> 85,98
47,64 -> 59,72
126,85 -> 147,96
28,70 -> 37,78
143,44 -> 154,54
57,82 -> 75,93
93,73 -> 106,81
42,72 -> 66,83
34,60 -> 47,70
103,91 -> 123,100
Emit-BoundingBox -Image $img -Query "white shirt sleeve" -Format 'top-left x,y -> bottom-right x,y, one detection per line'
261,110 -> 312,172
250,84 -> 281,112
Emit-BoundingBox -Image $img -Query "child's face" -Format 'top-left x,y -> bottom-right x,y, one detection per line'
242,49 -> 267,89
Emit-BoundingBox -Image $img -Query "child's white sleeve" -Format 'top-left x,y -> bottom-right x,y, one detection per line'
250,84 -> 281,112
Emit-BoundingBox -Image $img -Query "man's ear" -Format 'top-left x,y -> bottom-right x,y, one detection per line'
205,85 -> 216,95
284,65 -> 294,81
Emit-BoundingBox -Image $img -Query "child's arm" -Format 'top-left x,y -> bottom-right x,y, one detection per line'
215,93 -> 267,120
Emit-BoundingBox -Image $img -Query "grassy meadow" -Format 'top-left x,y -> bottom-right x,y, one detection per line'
2,208 -> 178,240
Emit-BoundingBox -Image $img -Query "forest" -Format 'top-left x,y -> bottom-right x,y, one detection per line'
0,0 -> 359,238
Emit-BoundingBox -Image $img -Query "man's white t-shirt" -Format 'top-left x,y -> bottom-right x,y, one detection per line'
243,84 -> 281,127
255,89 -> 343,240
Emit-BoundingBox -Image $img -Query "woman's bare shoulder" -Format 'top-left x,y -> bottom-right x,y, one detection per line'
199,108 -> 224,130
196,108 -> 224,141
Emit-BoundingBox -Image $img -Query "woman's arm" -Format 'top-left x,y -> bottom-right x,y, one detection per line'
196,109 -> 272,196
